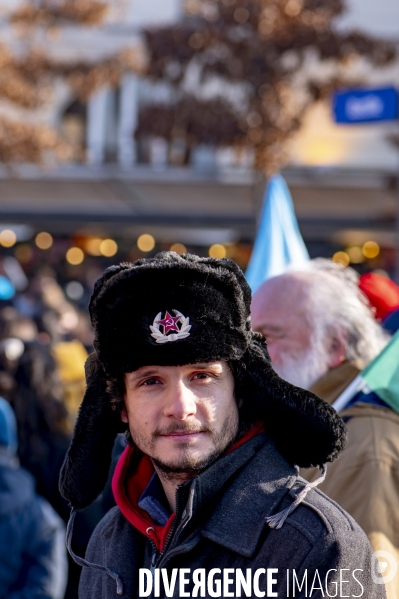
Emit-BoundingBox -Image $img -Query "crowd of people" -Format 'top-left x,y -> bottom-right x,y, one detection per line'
0,266 -> 114,599
1,253 -> 399,598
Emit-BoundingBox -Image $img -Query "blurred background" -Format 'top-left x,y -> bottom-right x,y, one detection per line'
0,2 -> 396,596
0,0 -> 396,288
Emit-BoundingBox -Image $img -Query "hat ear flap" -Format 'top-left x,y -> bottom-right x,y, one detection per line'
241,333 -> 347,468
59,353 -> 126,510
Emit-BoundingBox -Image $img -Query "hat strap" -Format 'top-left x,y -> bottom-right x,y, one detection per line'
266,466 -> 327,530
66,508 -> 123,595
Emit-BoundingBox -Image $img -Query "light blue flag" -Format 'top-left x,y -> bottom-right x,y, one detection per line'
246,174 -> 309,293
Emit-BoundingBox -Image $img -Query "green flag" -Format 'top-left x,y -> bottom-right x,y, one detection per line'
361,330 -> 399,412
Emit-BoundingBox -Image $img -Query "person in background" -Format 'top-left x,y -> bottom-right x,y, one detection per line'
358,272 -> 399,335
0,396 -> 67,599
52,339 -> 88,432
383,307 -> 399,335
3,341 -> 72,522
0,307 -> 111,599
34,274 -> 90,429
359,271 -> 399,322
252,258 -> 399,599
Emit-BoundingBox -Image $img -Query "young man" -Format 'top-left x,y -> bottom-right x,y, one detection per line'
60,252 -> 386,598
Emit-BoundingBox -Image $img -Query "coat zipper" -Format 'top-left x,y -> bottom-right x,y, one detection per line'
147,486 -> 186,598
161,486 -> 182,556
147,485 -> 199,597
149,538 -> 160,575
147,533 -> 201,598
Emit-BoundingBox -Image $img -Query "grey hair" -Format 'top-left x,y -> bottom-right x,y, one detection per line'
298,259 -> 390,369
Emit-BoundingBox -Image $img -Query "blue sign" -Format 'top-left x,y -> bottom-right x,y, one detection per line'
333,87 -> 398,124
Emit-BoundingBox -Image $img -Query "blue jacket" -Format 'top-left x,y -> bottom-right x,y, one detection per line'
0,455 -> 67,599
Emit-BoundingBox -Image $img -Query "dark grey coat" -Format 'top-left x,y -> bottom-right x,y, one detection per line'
79,434 -> 386,598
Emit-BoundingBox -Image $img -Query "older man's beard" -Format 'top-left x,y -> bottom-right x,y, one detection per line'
272,336 -> 331,390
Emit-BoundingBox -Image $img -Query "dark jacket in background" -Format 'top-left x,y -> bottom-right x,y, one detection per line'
0,455 -> 67,599
80,434 -> 385,598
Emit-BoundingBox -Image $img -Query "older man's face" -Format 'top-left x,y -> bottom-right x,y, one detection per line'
251,276 -> 311,367
251,275 -> 330,389
122,361 -> 238,477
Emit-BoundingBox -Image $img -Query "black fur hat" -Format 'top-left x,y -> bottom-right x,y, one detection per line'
60,252 -> 347,510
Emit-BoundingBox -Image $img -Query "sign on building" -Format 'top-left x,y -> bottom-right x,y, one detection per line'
333,87 -> 398,124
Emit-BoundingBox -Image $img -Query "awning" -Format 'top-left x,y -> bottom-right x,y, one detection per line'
0,165 -> 396,244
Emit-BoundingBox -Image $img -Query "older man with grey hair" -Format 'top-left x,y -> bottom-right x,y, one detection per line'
252,259 -> 399,599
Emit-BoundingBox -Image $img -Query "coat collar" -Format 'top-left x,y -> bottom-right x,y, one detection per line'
193,433 -> 298,557
310,361 -> 359,405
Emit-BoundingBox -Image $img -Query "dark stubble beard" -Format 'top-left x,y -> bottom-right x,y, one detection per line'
130,409 -> 239,483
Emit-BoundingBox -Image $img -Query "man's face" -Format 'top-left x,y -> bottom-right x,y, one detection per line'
251,275 -> 331,389
122,361 -> 238,476
251,276 -> 311,370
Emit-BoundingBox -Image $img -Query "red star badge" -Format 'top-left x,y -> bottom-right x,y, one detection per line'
156,311 -> 181,334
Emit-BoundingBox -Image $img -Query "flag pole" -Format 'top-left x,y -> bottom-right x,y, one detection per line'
331,375 -> 367,413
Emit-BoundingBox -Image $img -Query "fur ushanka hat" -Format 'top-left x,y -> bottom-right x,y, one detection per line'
60,252 -> 347,510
